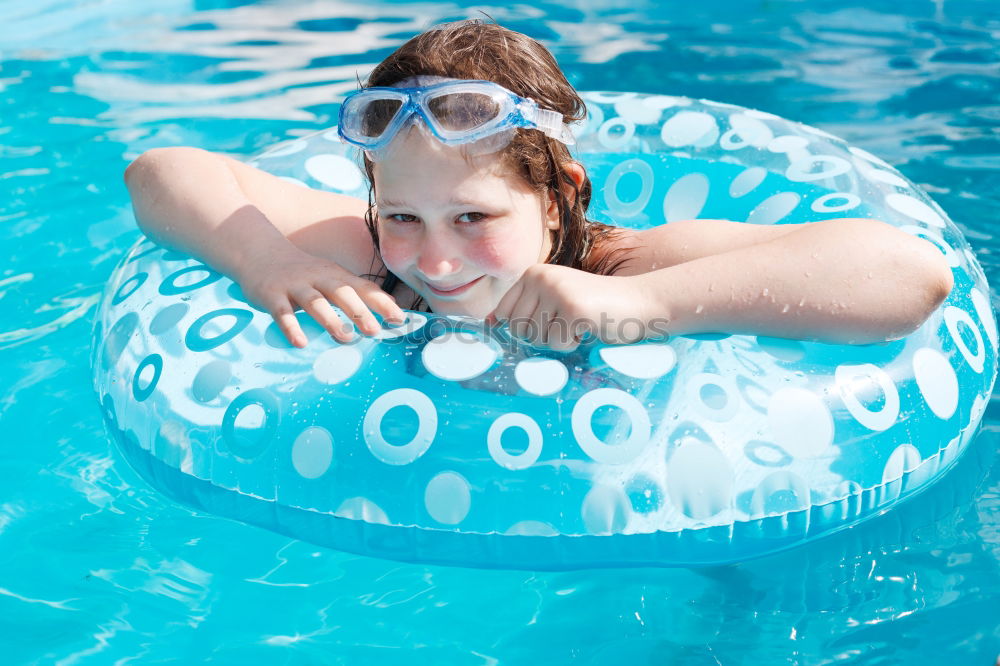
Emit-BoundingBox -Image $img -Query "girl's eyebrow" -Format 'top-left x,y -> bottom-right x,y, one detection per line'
377,196 -> 486,208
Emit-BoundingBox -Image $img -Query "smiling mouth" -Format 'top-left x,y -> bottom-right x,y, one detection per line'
425,276 -> 484,297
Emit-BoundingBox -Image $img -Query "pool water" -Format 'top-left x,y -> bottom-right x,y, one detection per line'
2,0 -> 999,663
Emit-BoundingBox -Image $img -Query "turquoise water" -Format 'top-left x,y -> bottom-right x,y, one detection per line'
2,0 -> 999,663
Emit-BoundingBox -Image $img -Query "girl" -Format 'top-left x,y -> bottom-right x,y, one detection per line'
124,20 -> 953,352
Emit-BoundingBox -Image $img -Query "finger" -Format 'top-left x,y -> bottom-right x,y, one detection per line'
301,292 -> 356,343
271,304 -> 307,348
507,291 -> 541,342
324,284 -> 382,337
352,280 -> 407,325
490,279 -> 524,324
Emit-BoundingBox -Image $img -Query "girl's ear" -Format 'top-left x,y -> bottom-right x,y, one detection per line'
545,161 -> 586,230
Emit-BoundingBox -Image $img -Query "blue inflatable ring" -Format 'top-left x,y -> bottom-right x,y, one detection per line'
92,93 -> 998,569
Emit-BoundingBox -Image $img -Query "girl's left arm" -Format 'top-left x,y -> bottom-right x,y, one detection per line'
489,218 -> 952,350
621,217 -> 953,345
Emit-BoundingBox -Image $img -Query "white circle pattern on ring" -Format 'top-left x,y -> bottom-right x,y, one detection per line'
912,347 -> 959,420
571,388 -> 651,464
767,388 -> 834,458
487,413 -> 544,470
944,305 -> 985,373
599,343 -> 677,379
663,172 -> 710,222
835,363 -> 900,432
604,158 -> 655,218
597,117 -> 636,148
291,426 -> 334,479
514,358 -> 568,396
689,372 -> 740,422
313,346 -> 363,384
886,193 -> 946,228
661,111 -> 719,147
811,192 -> 861,213
421,331 -> 499,381
785,155 -> 852,182
363,388 -> 437,465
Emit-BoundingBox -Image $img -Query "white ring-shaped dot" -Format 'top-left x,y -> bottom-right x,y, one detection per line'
571,388 -> 651,464
886,193 -> 946,228
514,358 -> 569,396
721,114 -> 774,150
912,347 -> 959,420
768,388 -> 834,458
336,496 -> 389,524
747,192 -> 801,225
811,192 -> 861,213
660,111 -> 719,148
970,288 -> 998,350
424,471 -> 471,525
599,343 -> 677,379
729,166 -> 767,198
304,154 -> 364,191
604,158 -> 655,218
785,155 -> 852,182
261,139 -> 307,157
291,426 -> 334,479
487,413 -> 543,470
597,117 -> 636,148
689,372 -> 740,421
835,363 -> 900,432
944,305 -> 985,373
363,388 -> 437,465
313,346 -> 364,384
321,127 -> 342,143
421,331 -> 499,381
375,312 -> 428,339
663,173 -> 709,222
899,225 -> 959,267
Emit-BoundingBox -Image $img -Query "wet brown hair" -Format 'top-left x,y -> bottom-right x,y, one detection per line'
359,19 -> 632,310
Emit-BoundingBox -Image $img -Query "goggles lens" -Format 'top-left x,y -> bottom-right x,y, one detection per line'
426,91 -> 502,133
347,97 -> 403,140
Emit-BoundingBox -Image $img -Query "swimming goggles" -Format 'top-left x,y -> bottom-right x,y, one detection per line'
337,79 -> 575,159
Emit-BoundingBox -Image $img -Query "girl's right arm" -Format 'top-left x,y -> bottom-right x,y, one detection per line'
124,146 -> 405,347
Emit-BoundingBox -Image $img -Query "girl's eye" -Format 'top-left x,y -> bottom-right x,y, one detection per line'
387,213 -> 418,223
457,212 -> 487,224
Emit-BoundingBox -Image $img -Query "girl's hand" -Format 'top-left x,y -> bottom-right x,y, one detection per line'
237,243 -> 406,347
487,265 -> 663,351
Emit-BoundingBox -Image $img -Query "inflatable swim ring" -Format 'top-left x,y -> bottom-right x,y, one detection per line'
92,93 -> 998,569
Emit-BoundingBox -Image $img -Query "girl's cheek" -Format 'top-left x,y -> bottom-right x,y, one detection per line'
469,236 -> 528,278
378,236 -> 415,271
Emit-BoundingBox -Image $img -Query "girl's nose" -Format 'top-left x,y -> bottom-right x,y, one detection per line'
416,235 -> 464,279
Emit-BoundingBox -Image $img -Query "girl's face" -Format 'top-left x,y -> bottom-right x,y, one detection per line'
373,127 -> 559,317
